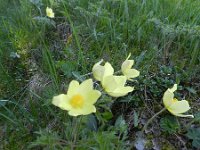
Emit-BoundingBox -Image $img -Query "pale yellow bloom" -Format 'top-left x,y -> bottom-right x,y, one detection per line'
102,75 -> 134,97
163,84 -> 194,118
92,60 -> 114,81
46,7 -> 54,18
121,53 -> 140,80
52,79 -> 101,116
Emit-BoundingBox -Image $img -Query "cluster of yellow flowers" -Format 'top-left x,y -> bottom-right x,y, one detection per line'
52,53 -> 193,118
52,54 -> 139,116
92,54 -> 139,97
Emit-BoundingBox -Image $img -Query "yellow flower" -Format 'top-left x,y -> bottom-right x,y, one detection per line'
92,60 -> 114,81
163,84 -> 194,118
52,79 -> 101,116
121,53 -> 140,80
101,75 -> 134,97
46,7 -> 55,18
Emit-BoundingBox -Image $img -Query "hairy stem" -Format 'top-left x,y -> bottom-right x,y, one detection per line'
142,107 -> 166,133
71,117 -> 82,150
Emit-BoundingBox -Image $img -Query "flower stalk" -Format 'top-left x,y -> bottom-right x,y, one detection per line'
142,107 -> 166,133
71,117 -> 82,150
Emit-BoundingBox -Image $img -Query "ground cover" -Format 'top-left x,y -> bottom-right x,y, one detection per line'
0,0 -> 200,149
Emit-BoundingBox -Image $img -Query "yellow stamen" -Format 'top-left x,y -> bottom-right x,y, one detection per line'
70,94 -> 84,108
172,98 -> 178,103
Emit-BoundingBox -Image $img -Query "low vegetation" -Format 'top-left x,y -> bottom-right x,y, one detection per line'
0,0 -> 200,149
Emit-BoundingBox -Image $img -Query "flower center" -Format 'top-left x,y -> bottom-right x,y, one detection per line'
70,94 -> 84,108
172,98 -> 178,103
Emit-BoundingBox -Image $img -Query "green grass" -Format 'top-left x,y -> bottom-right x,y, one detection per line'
0,0 -> 200,149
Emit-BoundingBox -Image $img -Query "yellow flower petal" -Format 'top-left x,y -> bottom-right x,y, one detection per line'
124,69 -> 140,79
68,105 -> 96,116
169,84 -> 177,93
92,60 -> 114,81
92,60 -> 104,81
102,75 -> 117,92
114,75 -> 126,86
126,53 -> 131,60
108,86 -> 134,97
171,113 -> 194,118
68,110 -> 80,116
78,79 -> 93,93
67,80 -> 79,97
168,100 -> 191,114
104,62 -> 114,77
46,7 -> 55,18
163,90 -> 174,108
102,75 -> 133,97
121,60 -> 134,72
81,104 -> 96,114
84,90 -> 101,104
52,94 -> 71,110
103,75 -> 127,91
121,53 -> 139,80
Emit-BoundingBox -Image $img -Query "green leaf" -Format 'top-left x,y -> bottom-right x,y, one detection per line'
133,110 -> 139,127
186,87 -> 197,94
86,114 -> 98,131
193,112 -> 200,122
28,129 -> 61,149
115,115 -> 127,133
60,61 -> 76,78
102,111 -> 113,120
72,71 -> 86,82
186,128 -> 200,148
33,16 -> 56,27
160,115 -> 180,134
